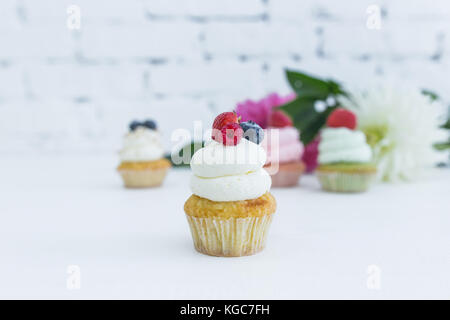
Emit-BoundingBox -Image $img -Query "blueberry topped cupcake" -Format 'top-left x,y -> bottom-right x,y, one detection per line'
316,108 -> 376,192
117,120 -> 171,188
184,112 -> 276,257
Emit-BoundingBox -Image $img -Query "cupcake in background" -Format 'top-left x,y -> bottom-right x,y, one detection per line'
117,120 -> 171,188
316,108 -> 376,192
236,93 -> 305,187
263,110 -> 306,187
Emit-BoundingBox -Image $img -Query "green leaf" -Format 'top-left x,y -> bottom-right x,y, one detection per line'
433,141 -> 450,151
441,119 -> 450,130
422,89 -> 439,102
327,80 -> 347,96
285,69 -> 332,99
280,96 -> 337,145
279,96 -> 311,115
299,106 -> 336,144
282,69 -> 350,145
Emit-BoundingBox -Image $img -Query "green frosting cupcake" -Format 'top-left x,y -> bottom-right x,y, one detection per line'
316,113 -> 377,192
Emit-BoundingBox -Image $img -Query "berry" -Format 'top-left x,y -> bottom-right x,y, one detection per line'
220,123 -> 243,146
143,119 -> 157,130
326,108 -> 356,129
240,120 -> 264,144
129,120 -> 141,131
129,119 -> 157,131
268,110 -> 293,128
212,112 -> 239,132
212,112 -> 240,142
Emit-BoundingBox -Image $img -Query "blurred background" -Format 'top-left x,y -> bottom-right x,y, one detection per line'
1,0 -> 449,154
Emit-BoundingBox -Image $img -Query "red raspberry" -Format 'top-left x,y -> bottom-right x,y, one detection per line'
268,110 -> 293,128
212,112 -> 240,142
220,123 -> 243,146
212,112 -> 239,131
326,108 -> 357,130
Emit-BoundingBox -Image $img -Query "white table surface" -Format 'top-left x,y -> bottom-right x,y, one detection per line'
0,154 -> 449,299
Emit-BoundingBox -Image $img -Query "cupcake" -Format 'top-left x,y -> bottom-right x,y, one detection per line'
117,120 -> 171,188
263,126 -> 305,187
235,93 -> 305,187
316,108 -> 376,192
184,112 -> 276,257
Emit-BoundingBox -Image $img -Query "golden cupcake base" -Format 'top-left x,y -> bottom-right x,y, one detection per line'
117,159 -> 171,188
184,193 -> 276,257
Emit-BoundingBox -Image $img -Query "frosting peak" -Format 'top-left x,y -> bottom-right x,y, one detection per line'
318,127 -> 372,164
119,127 -> 164,162
191,139 -> 266,178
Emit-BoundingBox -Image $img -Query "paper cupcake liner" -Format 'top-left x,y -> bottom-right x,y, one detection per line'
316,171 -> 375,193
118,168 -> 169,188
186,214 -> 273,257
265,161 -> 305,188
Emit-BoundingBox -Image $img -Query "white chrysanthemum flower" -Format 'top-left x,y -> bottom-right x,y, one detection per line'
343,86 -> 446,182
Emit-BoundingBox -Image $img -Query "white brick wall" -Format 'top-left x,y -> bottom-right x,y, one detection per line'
0,0 -> 449,154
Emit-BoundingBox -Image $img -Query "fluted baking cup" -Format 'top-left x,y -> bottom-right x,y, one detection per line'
186,214 -> 273,257
316,171 -> 375,193
264,161 -> 305,188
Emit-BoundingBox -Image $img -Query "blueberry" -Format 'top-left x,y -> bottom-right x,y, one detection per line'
240,120 -> 264,144
143,119 -> 157,130
129,120 -> 141,131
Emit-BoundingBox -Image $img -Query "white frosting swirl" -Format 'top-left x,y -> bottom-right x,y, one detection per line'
191,139 -> 266,177
318,127 -> 372,164
190,139 -> 271,201
119,127 -> 164,162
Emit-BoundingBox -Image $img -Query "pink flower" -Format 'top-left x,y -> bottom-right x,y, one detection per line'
235,93 -> 295,129
302,136 -> 320,173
